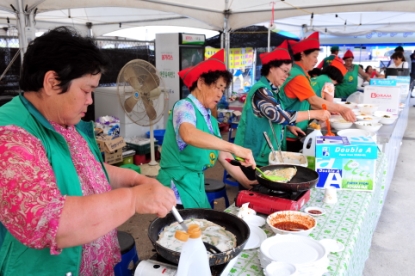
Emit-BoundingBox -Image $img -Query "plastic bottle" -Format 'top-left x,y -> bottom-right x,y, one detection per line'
176,225 -> 211,276
302,129 -> 323,157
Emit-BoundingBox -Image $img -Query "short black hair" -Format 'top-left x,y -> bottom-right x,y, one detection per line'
395,46 -> 404,52
188,70 -> 233,92
391,51 -> 405,61
260,59 -> 292,76
365,65 -> 372,73
293,48 -> 320,61
20,26 -> 109,93
308,68 -> 322,77
321,66 -> 344,84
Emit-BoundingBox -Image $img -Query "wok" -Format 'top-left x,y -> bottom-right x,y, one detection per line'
256,164 -> 319,192
148,208 -> 250,266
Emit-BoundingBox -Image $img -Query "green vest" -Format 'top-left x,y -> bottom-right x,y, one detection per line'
233,76 -> 286,167
157,98 -> 220,209
0,95 -> 108,276
279,64 -> 312,139
335,64 -> 359,98
321,55 -> 336,69
311,74 -> 333,98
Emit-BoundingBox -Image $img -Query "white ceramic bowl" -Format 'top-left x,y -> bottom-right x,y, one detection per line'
304,207 -> 325,217
329,119 -> 353,130
354,121 -> 383,132
269,151 -> 308,167
357,104 -> 379,115
264,262 -> 297,276
266,210 -> 316,236
337,129 -> 372,138
373,111 -> 398,125
338,101 -> 357,109
356,115 -> 381,123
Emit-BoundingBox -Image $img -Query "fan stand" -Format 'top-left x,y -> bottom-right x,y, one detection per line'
148,121 -> 158,166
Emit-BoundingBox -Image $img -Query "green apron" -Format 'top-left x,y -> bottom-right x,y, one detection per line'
335,64 -> 359,98
279,64 -> 313,139
0,95 -> 108,275
157,98 -> 220,209
234,76 -> 286,167
320,55 -> 336,69
311,74 -> 333,98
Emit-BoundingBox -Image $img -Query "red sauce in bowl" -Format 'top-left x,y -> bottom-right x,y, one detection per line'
272,221 -> 309,231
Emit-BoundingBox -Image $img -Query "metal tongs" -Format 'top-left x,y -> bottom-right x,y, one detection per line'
171,206 -> 221,254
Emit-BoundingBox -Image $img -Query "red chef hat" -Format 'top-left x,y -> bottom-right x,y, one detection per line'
343,49 -> 354,60
178,49 -> 226,89
260,40 -> 291,65
289,32 -> 320,54
329,57 -> 347,76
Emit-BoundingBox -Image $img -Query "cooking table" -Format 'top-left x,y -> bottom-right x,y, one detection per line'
224,152 -> 387,276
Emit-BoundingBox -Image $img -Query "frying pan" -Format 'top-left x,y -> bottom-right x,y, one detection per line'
256,164 -> 319,192
148,209 -> 250,266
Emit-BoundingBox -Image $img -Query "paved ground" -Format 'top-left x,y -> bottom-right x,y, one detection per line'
118,99 -> 415,275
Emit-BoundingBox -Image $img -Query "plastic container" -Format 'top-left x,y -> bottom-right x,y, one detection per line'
176,225 -> 211,276
302,129 -> 323,157
134,260 -> 177,276
145,130 -> 166,145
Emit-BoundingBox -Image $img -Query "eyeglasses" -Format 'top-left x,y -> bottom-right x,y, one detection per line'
278,67 -> 291,77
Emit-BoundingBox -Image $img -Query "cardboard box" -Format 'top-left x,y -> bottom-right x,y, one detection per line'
96,135 -> 126,164
315,136 -> 378,191
363,85 -> 401,115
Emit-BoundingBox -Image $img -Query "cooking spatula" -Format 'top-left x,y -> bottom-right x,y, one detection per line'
233,157 -> 289,182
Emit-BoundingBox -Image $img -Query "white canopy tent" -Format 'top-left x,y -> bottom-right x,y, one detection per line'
1,0 -> 415,58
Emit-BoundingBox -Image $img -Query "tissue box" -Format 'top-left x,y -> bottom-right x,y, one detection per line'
315,136 -> 378,191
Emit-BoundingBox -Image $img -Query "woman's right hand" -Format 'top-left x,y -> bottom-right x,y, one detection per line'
311,110 -> 331,122
232,144 -> 256,169
132,181 -> 176,218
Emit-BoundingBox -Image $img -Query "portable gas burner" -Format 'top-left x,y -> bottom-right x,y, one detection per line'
149,253 -> 229,276
235,185 -> 311,215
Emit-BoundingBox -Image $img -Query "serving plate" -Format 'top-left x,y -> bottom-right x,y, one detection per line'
260,235 -> 326,265
244,225 -> 267,250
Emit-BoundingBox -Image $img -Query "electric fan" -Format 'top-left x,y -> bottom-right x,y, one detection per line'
116,59 -> 168,166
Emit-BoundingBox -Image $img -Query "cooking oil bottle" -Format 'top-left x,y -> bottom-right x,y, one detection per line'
176,225 -> 211,276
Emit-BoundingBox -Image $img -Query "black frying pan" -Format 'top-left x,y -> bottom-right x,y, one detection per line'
256,164 -> 319,192
148,209 -> 250,266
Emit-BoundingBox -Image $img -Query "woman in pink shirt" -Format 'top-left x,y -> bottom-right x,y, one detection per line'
0,27 -> 176,276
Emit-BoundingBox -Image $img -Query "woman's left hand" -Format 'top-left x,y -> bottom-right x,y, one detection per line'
287,125 -> 306,137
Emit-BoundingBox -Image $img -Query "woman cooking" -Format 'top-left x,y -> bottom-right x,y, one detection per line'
278,32 -> 356,152
234,41 -> 330,167
0,27 -> 176,275
335,49 -> 371,98
157,49 -> 257,208
311,58 -> 347,102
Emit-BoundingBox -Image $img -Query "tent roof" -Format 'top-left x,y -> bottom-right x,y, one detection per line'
1,0 -> 415,38
205,25 -> 298,48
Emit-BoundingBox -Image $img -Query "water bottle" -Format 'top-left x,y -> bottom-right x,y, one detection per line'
176,225 -> 211,276
302,129 -> 323,157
